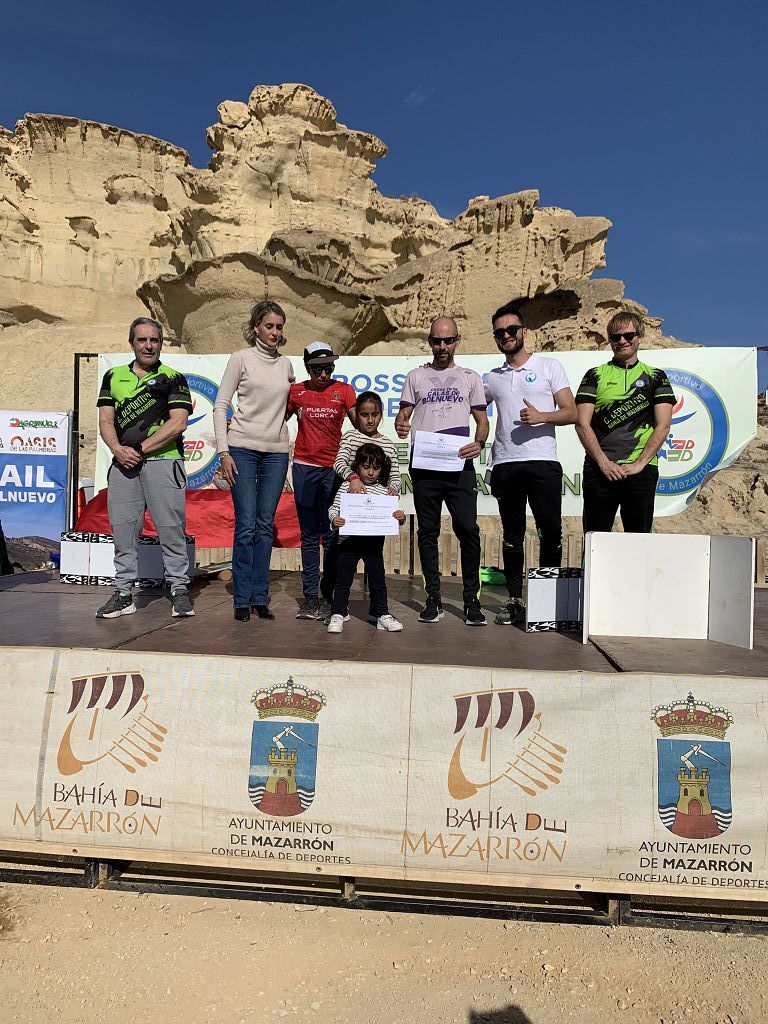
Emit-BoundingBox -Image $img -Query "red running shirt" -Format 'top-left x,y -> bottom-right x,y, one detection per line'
288,380 -> 357,467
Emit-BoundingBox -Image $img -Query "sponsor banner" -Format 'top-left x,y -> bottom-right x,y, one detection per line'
94,349 -> 757,516
1,647 -> 766,902
0,410 -> 70,547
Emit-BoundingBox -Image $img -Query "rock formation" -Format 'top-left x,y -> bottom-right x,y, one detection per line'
0,82 -> 762,543
1,82 -> 675,355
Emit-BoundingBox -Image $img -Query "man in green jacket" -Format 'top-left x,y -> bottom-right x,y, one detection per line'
575,311 -> 676,534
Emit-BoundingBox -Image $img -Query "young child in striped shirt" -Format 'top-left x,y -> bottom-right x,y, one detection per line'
334,392 -> 401,495
327,443 -> 405,633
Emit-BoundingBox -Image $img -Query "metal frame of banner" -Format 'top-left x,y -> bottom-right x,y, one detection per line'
70,352 -> 99,528
1,855 -> 766,934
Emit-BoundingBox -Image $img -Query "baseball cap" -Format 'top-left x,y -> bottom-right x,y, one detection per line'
303,341 -> 337,366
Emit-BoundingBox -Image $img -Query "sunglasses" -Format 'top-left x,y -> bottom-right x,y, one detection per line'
428,336 -> 458,345
493,325 -> 522,341
309,365 -> 334,375
608,331 -> 639,343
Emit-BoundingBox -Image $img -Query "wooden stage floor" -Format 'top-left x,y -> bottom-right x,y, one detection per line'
1,570 -> 767,678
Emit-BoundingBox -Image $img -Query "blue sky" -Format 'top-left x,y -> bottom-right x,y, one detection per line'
2,0 -> 765,387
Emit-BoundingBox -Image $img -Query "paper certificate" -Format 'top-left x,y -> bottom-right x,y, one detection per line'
411,430 -> 466,472
339,493 -> 400,536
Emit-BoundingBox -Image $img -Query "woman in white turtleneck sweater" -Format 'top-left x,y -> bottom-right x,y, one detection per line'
214,300 -> 295,622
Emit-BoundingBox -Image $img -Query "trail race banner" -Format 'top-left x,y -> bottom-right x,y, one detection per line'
94,349 -> 757,517
0,410 -> 70,559
1,648 -> 766,903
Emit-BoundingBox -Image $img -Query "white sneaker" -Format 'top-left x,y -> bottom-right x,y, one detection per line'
377,614 -> 403,632
327,614 -> 346,633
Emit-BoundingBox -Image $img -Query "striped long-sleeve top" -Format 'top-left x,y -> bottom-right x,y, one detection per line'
333,429 -> 402,494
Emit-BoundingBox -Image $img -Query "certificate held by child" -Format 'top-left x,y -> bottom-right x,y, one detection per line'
338,493 -> 399,536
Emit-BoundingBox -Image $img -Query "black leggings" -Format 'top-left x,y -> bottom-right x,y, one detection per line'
331,536 -> 389,618
491,460 -> 563,600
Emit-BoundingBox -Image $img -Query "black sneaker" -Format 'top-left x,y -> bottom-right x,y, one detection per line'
96,591 -> 136,619
494,599 -> 525,626
296,596 -> 323,620
464,599 -> 487,626
419,597 -> 444,624
171,589 -> 195,617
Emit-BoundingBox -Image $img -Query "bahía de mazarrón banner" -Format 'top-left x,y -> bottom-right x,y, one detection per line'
94,348 -> 757,517
0,411 -> 70,567
2,647 -> 767,903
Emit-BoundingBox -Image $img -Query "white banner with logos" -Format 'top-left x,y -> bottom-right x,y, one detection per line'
0,411 -> 70,551
94,349 -> 757,517
1,647 -> 766,903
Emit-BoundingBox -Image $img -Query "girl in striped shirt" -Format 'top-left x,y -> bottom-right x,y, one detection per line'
334,392 -> 401,495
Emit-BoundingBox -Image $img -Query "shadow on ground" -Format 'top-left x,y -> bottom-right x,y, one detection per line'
470,1006 -> 534,1024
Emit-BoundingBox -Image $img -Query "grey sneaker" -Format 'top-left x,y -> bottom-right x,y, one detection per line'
96,591 -> 136,619
171,589 -> 195,617
296,596 -> 323,620
495,599 -> 525,626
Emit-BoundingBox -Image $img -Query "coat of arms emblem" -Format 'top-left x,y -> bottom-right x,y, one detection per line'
248,678 -> 326,817
653,692 -> 733,838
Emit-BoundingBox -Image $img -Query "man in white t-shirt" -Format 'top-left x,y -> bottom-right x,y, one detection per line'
483,302 -> 577,625
395,316 -> 489,626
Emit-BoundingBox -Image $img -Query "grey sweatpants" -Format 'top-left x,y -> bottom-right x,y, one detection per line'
107,459 -> 189,592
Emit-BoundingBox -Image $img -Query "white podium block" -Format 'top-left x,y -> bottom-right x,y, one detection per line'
526,567 -> 583,632
60,531 -> 196,586
582,532 -> 754,650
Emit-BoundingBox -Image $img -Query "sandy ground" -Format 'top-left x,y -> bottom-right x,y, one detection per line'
0,880 -> 764,1024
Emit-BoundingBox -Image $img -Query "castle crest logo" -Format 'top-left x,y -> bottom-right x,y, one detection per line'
653,692 -> 733,838
248,678 -> 326,817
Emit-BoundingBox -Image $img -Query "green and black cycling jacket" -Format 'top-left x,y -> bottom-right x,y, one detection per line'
575,359 -> 676,465
97,361 -> 193,459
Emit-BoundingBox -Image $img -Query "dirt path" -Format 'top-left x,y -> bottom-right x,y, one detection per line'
0,881 -> 763,1024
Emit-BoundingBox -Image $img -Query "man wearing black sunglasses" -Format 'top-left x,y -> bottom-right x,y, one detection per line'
483,302 -> 577,625
396,317 -> 489,626
575,311 -> 676,534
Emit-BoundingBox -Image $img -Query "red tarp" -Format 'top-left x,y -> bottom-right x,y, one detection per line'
74,489 -> 302,549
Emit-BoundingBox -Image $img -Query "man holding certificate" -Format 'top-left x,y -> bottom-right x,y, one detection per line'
395,316 -> 489,626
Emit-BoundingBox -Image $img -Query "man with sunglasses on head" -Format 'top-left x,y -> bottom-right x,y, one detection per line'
483,302 -> 577,626
575,311 -> 676,534
395,316 -> 489,626
287,342 -> 357,620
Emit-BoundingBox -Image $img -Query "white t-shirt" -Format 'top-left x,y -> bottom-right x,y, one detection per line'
400,364 -> 486,436
483,354 -> 570,465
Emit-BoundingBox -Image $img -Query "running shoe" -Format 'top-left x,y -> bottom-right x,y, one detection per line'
296,597 -> 323,619
463,599 -> 487,626
171,589 -> 195,617
494,599 -> 525,626
418,596 -> 444,623
377,614 -> 403,632
95,591 -> 136,619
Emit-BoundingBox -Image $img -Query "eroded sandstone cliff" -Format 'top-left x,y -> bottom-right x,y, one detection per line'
1,82 -> 762,541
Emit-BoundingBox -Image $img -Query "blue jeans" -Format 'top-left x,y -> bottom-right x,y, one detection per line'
229,448 -> 288,607
292,463 -> 340,600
